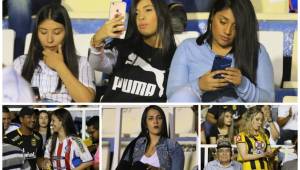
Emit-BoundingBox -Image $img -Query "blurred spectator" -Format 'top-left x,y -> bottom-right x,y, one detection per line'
208,110 -> 234,144
3,106 -> 20,134
201,105 -> 210,144
125,0 -> 216,12
86,116 -> 100,156
277,105 -> 298,144
168,2 -> 187,33
3,143 -> 31,170
205,105 -> 246,139
206,105 -> 246,125
259,105 -> 280,145
2,66 -> 34,102
281,139 -> 297,170
204,139 -> 242,170
34,110 -> 51,148
4,107 -> 44,170
165,0 -> 217,12
201,105 -> 210,123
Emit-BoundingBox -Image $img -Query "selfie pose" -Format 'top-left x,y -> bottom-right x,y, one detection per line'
13,4 -> 95,102
166,0 -> 274,102
116,105 -> 184,170
89,0 -> 176,102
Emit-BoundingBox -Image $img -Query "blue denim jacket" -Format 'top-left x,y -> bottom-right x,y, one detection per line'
124,137 -> 184,170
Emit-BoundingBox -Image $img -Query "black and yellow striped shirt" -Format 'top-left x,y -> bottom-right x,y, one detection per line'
237,132 -> 270,170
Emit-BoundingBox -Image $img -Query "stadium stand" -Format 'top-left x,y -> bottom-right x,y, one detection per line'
3,29 -> 16,66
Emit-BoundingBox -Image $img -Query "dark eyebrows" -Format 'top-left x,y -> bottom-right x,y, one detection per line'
38,27 -> 64,31
219,15 -> 229,21
218,15 -> 236,25
147,114 -> 162,118
136,4 -> 153,12
143,5 -> 153,9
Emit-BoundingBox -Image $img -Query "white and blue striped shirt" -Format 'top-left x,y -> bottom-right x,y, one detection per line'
14,55 -> 95,102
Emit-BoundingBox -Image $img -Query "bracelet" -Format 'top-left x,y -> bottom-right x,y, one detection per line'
91,35 -> 105,48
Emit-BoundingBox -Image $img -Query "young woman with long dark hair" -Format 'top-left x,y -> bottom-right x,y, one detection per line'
116,105 -> 184,170
167,0 -> 274,102
208,110 -> 234,144
13,4 -> 95,102
34,110 -> 52,148
89,0 -> 176,102
43,108 -> 93,169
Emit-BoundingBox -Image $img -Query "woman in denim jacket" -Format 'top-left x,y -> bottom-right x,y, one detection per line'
116,105 -> 184,170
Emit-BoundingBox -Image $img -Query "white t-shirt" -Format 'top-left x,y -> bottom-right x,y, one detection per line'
278,105 -> 298,130
44,136 -> 93,169
264,121 -> 280,145
140,151 -> 160,168
14,55 -> 95,102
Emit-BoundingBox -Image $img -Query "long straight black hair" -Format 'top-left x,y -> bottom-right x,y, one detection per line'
196,0 -> 259,84
21,3 -> 79,90
140,105 -> 169,146
50,108 -> 77,158
35,110 -> 52,142
119,105 -> 169,164
126,0 -> 176,67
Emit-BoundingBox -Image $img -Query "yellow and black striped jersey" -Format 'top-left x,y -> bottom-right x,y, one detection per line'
236,132 -> 270,170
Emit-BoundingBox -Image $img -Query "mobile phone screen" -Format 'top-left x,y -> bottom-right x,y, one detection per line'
31,87 -> 41,101
109,1 -> 127,39
211,55 -> 232,79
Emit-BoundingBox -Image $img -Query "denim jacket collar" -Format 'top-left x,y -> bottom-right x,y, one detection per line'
133,136 -> 171,170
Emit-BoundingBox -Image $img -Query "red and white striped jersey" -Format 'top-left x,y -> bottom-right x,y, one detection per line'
44,136 -> 93,169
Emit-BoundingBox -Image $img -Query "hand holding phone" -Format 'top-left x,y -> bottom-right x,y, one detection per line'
211,55 -> 232,79
31,86 -> 41,101
109,1 -> 127,39
272,147 -> 281,154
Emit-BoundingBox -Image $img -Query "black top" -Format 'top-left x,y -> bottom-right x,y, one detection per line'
207,125 -> 230,143
4,129 -> 44,170
102,39 -> 170,102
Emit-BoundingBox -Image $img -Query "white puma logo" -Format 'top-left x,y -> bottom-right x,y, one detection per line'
125,53 -> 165,97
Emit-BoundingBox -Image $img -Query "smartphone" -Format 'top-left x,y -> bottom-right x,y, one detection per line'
31,86 -> 41,101
109,1 -> 127,39
211,55 -> 232,79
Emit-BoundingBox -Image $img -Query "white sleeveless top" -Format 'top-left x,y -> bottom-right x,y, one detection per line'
140,151 -> 160,168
